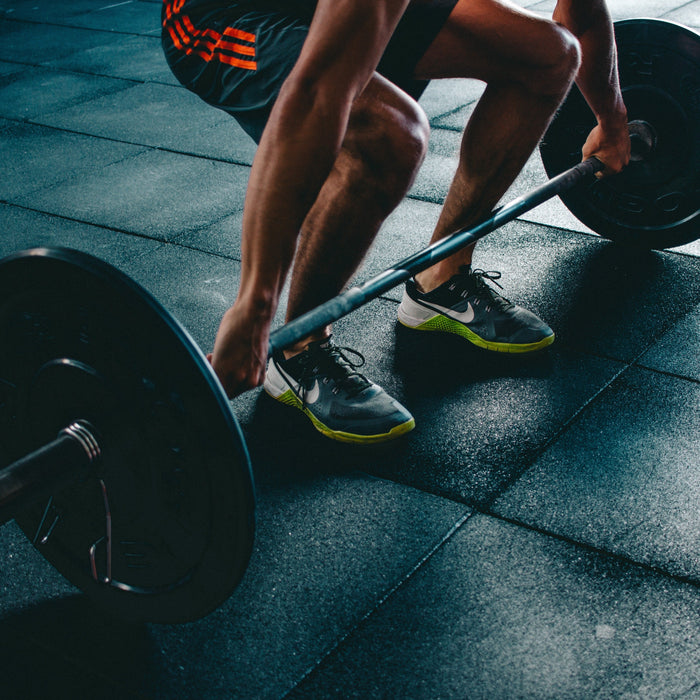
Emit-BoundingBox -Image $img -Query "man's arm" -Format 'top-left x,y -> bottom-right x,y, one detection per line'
553,0 -> 630,174
210,0 -> 411,396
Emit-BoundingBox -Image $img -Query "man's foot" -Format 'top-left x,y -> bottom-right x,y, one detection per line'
397,267 -> 554,353
263,338 -> 415,444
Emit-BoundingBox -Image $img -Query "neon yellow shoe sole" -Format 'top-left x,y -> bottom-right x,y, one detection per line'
266,388 -> 416,445
398,313 -> 555,353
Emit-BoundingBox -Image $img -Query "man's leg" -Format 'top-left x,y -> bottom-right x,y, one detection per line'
262,74 -> 429,443
397,0 -> 580,351
282,74 -> 430,355
416,0 -> 581,286
163,2 -> 424,441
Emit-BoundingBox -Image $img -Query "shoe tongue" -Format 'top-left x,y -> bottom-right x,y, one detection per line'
445,266 -> 475,294
317,340 -> 372,395
450,265 -> 473,286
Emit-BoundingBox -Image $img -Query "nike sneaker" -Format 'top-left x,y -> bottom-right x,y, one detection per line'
263,338 -> 415,444
397,266 -> 554,352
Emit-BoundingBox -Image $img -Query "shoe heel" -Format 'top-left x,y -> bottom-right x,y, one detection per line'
397,294 -> 437,329
263,360 -> 290,398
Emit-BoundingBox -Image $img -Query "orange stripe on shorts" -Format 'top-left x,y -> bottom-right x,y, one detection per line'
164,2 -> 257,71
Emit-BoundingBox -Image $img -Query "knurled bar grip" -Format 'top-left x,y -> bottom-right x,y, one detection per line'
268,156 -> 604,354
0,422 -> 100,526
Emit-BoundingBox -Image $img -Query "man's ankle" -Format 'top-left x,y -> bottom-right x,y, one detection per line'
415,263 -> 471,294
282,333 -> 331,360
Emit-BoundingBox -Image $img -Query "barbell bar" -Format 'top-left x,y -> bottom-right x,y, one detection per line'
0,18 -> 697,624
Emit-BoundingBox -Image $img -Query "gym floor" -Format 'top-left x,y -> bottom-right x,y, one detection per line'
1,0 -> 699,697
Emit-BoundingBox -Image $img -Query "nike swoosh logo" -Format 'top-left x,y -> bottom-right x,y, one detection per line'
277,364 -> 321,404
420,299 -> 475,324
302,379 -> 320,404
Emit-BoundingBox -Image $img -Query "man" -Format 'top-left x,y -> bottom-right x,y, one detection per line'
162,0 -> 629,444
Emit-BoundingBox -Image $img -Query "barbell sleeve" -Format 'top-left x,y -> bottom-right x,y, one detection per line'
0,421 -> 100,526
268,156 -> 604,354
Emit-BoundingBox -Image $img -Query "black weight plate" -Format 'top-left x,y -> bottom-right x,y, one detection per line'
540,19 -> 700,249
0,248 -> 255,623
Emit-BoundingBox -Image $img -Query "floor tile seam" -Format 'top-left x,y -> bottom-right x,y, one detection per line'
481,508 -> 700,590
0,60 -> 176,89
508,213 -> 700,259
566,346 -> 698,380
166,237 -> 243,263
0,57 -> 44,70
632,361 -> 700,385
3,135 -> 153,196
1,62 -> 140,92
2,145 -> 154,202
403,193 -> 594,236
480,358 -> 636,511
624,301 -> 700,383
3,120 -> 251,199
660,0 -> 699,18
0,199 -> 236,264
680,680 -> 700,699
428,103 -> 477,128
0,14 -> 158,40
429,121 -> 467,133
494,212 -> 700,260
39,64 -> 171,86
12,71 -> 140,121
520,330 -> 682,442
15,52 -> 181,88
18,115 -> 255,169
0,200 -> 172,246
281,509 -> 475,699
500,214 -> 700,255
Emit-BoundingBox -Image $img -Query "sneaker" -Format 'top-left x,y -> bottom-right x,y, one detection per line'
263,338 -> 415,444
397,266 -> 554,353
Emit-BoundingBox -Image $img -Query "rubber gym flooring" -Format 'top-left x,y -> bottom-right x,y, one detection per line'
0,0 -> 699,697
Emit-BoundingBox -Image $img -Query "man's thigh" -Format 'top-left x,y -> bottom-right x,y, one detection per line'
415,0 -> 567,83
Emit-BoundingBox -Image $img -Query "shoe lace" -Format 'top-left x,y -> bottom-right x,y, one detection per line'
467,268 -> 514,312
299,342 -> 371,401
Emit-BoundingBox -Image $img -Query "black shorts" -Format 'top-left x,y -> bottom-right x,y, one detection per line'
162,0 -> 458,142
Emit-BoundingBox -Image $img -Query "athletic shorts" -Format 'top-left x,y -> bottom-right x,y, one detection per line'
162,0 -> 458,143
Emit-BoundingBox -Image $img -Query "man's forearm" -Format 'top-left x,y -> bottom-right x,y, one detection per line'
554,0 -> 627,126
236,82 -> 350,320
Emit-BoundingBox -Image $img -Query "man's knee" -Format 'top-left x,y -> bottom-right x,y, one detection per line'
374,95 -> 430,178
533,23 -> 581,97
346,85 -> 430,207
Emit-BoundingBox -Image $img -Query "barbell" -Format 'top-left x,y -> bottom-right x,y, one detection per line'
0,18 -> 697,624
